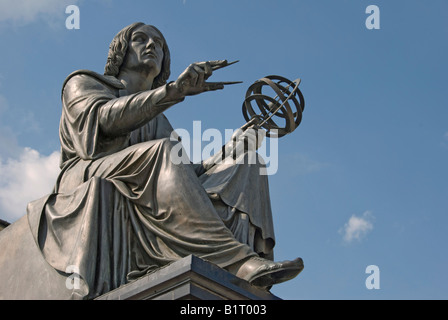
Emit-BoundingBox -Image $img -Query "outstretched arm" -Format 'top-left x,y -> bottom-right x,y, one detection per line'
98,60 -> 230,136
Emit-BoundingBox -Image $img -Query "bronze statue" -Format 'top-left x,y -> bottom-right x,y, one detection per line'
0,22 -> 303,300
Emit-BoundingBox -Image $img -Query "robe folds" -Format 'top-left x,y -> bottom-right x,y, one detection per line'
25,70 -> 276,299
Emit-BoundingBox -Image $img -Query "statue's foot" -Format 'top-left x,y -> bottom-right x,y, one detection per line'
236,256 -> 304,289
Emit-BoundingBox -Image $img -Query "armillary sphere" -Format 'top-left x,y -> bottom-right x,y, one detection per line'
241,75 -> 305,138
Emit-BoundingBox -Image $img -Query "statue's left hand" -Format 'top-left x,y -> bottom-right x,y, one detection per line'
232,125 -> 265,153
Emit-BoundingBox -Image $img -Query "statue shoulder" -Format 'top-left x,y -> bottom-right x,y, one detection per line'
61,69 -> 125,99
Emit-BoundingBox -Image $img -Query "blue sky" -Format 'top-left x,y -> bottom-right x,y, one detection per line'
0,0 -> 447,300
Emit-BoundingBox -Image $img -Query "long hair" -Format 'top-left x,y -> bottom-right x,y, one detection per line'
104,22 -> 171,89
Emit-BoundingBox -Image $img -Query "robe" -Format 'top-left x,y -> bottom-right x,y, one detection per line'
3,70 -> 276,299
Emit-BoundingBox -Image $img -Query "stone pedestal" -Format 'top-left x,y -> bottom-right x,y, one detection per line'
96,255 -> 281,300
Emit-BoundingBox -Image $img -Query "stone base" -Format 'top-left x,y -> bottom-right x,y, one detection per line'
96,255 -> 281,300
0,215 -> 282,300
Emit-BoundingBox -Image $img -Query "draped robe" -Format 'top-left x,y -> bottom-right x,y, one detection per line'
3,70 -> 276,299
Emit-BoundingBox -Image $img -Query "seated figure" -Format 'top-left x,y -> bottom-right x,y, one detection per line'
0,22 -> 303,300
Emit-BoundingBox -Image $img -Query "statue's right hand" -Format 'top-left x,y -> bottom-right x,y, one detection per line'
173,61 -> 226,97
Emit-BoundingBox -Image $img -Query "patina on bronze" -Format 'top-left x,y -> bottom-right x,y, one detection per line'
0,22 -> 304,300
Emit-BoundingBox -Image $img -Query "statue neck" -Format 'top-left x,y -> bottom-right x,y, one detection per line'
117,70 -> 154,95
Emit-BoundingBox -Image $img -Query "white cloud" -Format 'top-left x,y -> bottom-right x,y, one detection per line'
0,92 -> 60,223
0,147 -> 60,223
0,0 -> 79,24
339,211 -> 374,243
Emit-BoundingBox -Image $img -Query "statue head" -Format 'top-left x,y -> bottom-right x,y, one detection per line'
104,22 -> 171,89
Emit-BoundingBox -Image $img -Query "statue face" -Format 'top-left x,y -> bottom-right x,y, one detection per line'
121,25 -> 165,78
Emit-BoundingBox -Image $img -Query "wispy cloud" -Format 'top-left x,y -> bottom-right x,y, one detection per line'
0,94 -> 36,158
0,94 -> 21,159
0,147 -> 60,223
0,92 -> 42,139
339,211 -> 374,243
0,94 -> 7,113
0,0 -> 79,25
283,153 -> 329,176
